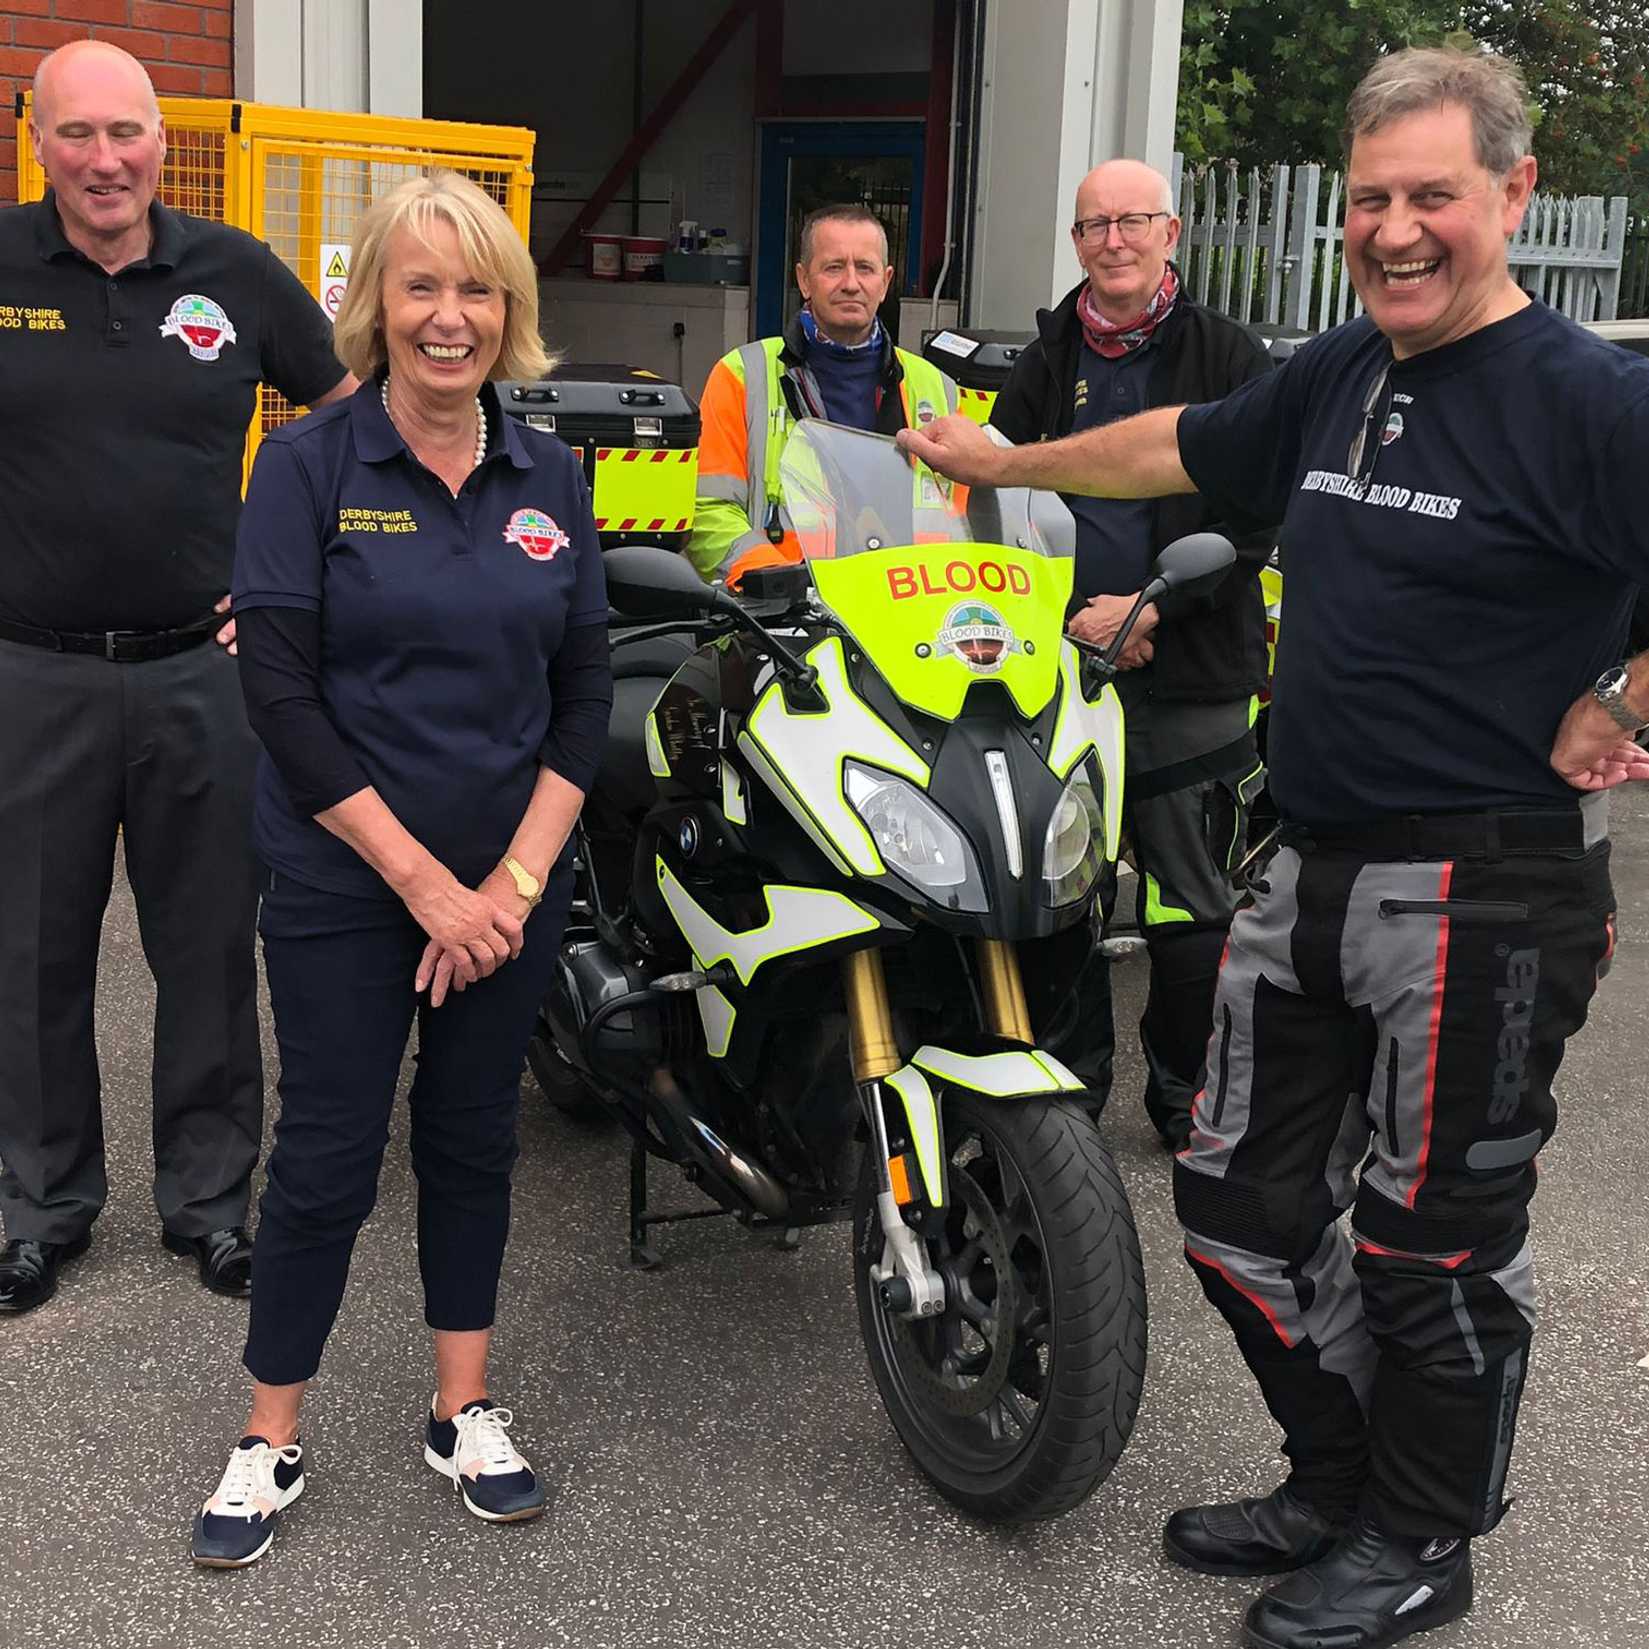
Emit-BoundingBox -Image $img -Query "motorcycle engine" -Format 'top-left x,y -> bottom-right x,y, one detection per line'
557,940 -> 665,1063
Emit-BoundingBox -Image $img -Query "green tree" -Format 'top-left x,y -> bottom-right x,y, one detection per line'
1464,4 -> 1649,202
1177,2 -> 1649,211
1176,0 -> 1449,166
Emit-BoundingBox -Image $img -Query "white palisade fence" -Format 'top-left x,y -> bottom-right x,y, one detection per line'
1169,153 -> 1629,332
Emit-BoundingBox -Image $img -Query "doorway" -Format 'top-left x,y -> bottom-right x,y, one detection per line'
755,122 -> 926,339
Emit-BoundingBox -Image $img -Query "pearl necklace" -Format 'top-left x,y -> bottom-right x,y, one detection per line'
381,375 -> 487,470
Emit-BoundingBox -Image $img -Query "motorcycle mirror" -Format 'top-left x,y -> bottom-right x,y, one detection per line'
1147,531 -> 1237,599
736,561 -> 811,606
1096,534 -> 1238,673
604,544 -> 724,620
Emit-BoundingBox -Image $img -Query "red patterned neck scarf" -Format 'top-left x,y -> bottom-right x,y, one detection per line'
1077,264 -> 1180,358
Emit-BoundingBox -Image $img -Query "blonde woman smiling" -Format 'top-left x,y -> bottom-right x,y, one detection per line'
191,172 -> 610,1566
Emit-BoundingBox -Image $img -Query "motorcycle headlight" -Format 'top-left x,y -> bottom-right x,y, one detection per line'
1042,764 -> 1106,907
843,762 -> 987,912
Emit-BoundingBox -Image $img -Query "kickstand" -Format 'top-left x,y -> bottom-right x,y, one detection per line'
628,1137 -> 663,1270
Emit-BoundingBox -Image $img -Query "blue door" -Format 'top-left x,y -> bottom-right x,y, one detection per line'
755,122 -> 927,338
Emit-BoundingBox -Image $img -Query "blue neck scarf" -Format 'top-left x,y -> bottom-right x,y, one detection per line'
799,307 -> 884,355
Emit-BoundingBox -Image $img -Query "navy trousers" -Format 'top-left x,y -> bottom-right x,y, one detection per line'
244,868 -> 567,1386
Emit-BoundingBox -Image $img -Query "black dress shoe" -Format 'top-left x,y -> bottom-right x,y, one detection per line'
1164,1483 -> 1345,1576
1244,1518 -> 1472,1649
0,1233 -> 91,1315
162,1226 -> 253,1298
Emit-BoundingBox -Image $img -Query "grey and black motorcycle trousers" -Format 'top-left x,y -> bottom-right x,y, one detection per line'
1173,810 -> 1614,1538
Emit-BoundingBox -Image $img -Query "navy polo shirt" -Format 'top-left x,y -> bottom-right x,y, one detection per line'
233,378 -> 608,899
0,191 -> 345,631
1066,341 -> 1156,597
1177,303 -> 1649,825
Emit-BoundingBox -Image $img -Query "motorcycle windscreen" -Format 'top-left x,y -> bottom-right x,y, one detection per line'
780,422 -> 1074,723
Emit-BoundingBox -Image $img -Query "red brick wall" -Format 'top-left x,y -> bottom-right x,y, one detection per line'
0,0 -> 234,204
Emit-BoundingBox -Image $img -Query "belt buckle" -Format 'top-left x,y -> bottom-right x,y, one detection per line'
104,629 -> 141,662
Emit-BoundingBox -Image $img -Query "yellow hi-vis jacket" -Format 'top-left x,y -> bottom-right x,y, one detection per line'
688,316 -> 959,585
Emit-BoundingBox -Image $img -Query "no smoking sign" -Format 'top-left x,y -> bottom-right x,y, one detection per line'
318,242 -> 350,322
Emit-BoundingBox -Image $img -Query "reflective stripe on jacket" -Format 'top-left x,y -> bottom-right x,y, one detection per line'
689,317 -> 958,584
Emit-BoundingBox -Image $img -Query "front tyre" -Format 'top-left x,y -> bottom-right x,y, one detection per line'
853,1094 -> 1146,1522
525,1016 -> 606,1122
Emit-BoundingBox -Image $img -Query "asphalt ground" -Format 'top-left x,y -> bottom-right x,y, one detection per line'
3,797 -> 1647,1649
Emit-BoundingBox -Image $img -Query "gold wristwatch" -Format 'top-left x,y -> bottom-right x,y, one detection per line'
502,856 -> 543,909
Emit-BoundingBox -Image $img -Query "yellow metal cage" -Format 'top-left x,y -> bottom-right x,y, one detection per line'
16,96 -> 536,478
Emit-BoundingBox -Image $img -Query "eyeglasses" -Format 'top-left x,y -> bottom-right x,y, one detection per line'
1072,212 -> 1172,245
1346,362 -> 1392,488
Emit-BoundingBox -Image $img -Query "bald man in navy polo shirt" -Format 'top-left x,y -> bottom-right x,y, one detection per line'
0,42 -> 354,1316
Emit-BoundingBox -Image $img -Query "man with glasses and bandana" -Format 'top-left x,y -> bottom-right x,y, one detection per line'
990,159 -> 1273,1153
902,45 -> 1649,1649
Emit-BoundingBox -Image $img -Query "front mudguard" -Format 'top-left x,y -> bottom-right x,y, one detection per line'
879,1044 -> 1097,1208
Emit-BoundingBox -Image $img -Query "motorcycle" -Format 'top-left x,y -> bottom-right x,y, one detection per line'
533,421 -> 1234,1522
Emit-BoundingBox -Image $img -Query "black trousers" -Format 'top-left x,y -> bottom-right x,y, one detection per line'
1102,673 -> 1264,1147
1173,825 -> 1615,1537
0,637 -> 262,1243
244,869 -> 568,1386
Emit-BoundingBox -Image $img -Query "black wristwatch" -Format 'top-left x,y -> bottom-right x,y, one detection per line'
1592,664 -> 1649,735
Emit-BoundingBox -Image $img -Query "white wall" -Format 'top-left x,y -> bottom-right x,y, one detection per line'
969,0 -> 1182,326
1087,0 -> 1183,182
235,0 -> 421,114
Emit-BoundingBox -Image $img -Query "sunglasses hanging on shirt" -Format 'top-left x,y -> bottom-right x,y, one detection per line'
1346,361 -> 1394,489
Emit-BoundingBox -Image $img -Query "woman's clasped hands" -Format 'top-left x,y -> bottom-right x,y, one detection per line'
405,868 -> 527,1006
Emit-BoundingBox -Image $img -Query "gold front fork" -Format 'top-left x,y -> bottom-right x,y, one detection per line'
843,948 -> 901,1081
975,938 -> 1034,1043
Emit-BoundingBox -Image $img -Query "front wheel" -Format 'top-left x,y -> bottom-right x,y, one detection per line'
853,1094 -> 1147,1522
525,1016 -> 607,1121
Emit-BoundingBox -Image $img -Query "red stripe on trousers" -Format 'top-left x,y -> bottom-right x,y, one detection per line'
1354,1238 -> 1472,1270
1185,1244 -> 1295,1348
1407,859 -> 1454,1209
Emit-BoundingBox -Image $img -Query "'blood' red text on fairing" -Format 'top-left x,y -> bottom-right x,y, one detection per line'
886,561 -> 1033,601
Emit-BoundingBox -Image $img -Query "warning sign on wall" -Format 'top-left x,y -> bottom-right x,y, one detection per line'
319,243 -> 351,320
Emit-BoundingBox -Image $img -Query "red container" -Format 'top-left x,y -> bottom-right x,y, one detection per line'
585,232 -> 623,280
621,235 -> 667,281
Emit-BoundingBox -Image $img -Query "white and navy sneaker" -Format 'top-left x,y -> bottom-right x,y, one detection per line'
191,1435 -> 305,1568
423,1399 -> 545,1523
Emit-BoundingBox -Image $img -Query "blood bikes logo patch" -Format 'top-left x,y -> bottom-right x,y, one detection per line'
937,602 -> 1021,674
159,293 -> 237,361
503,507 -> 570,561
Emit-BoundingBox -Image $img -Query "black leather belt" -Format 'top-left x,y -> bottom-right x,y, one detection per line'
1278,809 -> 1589,861
0,614 -> 218,663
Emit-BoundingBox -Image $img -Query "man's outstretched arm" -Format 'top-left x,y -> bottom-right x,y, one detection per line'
897,406 -> 1196,499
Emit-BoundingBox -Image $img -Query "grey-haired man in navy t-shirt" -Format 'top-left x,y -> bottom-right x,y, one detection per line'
902,44 -> 1649,1649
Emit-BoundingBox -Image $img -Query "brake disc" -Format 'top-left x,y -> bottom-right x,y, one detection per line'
889,1164 -> 1019,1417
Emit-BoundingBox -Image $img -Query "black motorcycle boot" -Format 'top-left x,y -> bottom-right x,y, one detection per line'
1243,1518 -> 1473,1649
1164,1483 -> 1346,1576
